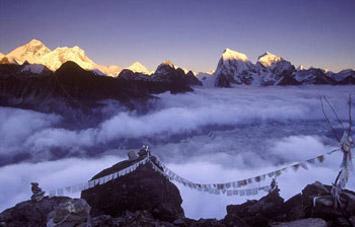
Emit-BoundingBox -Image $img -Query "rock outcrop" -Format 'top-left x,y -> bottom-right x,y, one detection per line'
0,196 -> 71,227
47,199 -> 91,227
224,181 -> 355,227
1,175 -> 355,227
224,188 -> 285,226
81,154 -> 184,222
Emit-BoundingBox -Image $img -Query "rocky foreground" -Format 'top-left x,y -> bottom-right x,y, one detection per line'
1,155 -> 355,227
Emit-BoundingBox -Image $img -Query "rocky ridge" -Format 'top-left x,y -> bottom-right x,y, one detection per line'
1,151 -> 354,227
0,60 -> 201,114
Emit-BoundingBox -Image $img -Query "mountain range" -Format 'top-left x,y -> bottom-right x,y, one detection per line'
0,39 -> 153,77
211,48 -> 354,87
0,39 -> 354,87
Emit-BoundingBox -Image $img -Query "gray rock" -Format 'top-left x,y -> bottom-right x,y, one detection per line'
47,198 -> 91,227
271,218 -> 327,227
349,216 -> 355,226
225,189 -> 284,226
302,181 -> 355,220
91,211 -> 176,227
0,196 -> 71,227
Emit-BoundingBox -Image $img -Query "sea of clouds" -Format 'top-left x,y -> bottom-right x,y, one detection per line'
0,85 -> 354,218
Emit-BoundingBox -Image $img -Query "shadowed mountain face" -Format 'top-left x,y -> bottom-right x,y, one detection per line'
0,61 -> 201,115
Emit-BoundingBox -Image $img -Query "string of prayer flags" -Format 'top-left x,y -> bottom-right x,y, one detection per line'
47,156 -> 149,197
149,159 -> 271,197
46,147 -> 339,198
152,148 -> 339,194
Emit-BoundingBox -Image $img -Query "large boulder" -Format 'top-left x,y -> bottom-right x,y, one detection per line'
0,196 -> 71,227
300,181 -> 355,224
224,189 -> 284,226
283,194 -> 304,221
81,155 -> 184,222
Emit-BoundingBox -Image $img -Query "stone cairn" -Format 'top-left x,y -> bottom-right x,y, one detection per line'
30,182 -> 45,202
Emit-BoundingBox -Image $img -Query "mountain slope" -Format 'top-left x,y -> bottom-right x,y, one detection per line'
256,52 -> 295,85
40,46 -> 95,71
327,69 -> 355,84
214,48 -> 258,87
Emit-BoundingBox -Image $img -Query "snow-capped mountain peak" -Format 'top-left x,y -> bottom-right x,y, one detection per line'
297,65 -> 306,70
6,39 -> 51,64
257,51 -> 283,67
1,39 -> 121,76
40,46 -> 94,71
222,48 -> 249,62
154,60 -> 177,75
214,48 -> 256,86
161,60 -> 175,68
27,39 -> 45,46
127,61 -> 150,74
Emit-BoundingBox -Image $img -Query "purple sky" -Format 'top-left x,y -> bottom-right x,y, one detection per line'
0,0 -> 355,72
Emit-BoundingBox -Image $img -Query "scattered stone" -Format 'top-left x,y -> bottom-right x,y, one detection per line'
0,196 -> 71,227
92,210 -> 176,227
47,198 -> 91,227
271,218 -> 327,227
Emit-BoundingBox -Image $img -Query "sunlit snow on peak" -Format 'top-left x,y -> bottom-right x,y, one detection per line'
222,48 -> 249,62
127,61 -> 150,74
257,51 -> 283,67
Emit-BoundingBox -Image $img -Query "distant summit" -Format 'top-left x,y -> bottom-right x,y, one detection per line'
127,61 -> 150,75
257,51 -> 284,67
6,39 -> 51,65
1,39 -> 121,76
154,60 -> 176,75
221,48 -> 249,62
214,48 -> 256,87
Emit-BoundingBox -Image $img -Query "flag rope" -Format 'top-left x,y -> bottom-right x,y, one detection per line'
45,147 -> 340,197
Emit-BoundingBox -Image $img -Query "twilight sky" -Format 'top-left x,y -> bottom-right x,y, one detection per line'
0,0 -> 354,72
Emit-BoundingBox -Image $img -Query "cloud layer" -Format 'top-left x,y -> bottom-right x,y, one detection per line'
0,85 -> 354,218
1,86 -> 353,162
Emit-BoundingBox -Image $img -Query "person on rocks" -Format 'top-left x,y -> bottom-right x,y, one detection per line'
30,182 -> 45,202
